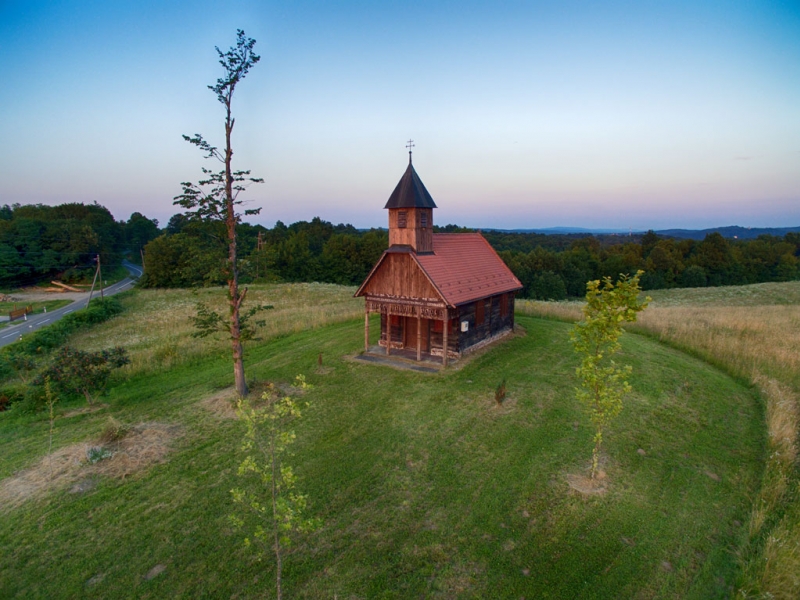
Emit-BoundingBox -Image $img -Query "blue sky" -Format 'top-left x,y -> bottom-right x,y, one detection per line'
1,0 -> 798,230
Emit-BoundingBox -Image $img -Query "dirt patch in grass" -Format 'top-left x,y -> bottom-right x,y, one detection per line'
199,381 -> 309,420
0,422 -> 182,511
495,394 -> 518,411
484,394 -> 518,416
199,388 -> 240,420
62,403 -> 109,419
143,563 -> 167,581
565,472 -> 608,496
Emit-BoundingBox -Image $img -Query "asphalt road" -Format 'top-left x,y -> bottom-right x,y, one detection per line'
0,261 -> 142,349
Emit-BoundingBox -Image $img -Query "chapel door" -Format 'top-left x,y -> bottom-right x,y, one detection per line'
420,319 -> 430,352
404,316 -> 417,350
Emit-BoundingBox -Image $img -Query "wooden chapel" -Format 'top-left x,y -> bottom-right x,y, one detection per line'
355,151 -> 523,366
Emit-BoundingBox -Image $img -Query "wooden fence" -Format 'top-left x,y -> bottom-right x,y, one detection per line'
9,305 -> 33,321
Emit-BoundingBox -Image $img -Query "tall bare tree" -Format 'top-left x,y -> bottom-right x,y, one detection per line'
174,30 -> 262,396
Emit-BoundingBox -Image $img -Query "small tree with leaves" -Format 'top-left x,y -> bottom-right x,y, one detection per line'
2,353 -> 37,384
174,29 -> 263,397
45,376 -> 58,479
570,271 -> 649,479
36,346 -> 129,405
230,376 -> 320,600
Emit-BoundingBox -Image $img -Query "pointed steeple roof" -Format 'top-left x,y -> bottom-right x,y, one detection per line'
384,156 -> 437,209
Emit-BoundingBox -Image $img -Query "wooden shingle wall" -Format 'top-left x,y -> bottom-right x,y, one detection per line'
361,252 -> 439,300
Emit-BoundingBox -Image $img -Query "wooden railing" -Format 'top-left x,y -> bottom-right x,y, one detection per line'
9,305 -> 32,321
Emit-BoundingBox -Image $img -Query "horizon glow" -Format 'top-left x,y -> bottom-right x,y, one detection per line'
1,0 -> 798,231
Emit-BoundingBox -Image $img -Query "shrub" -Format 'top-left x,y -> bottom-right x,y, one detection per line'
98,417 -> 129,444
34,346 -> 130,405
85,446 -> 114,464
0,386 -> 24,410
4,297 -> 123,360
495,379 -> 507,405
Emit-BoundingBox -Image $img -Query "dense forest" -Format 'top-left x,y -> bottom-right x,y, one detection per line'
142,213 -> 800,299
0,203 -> 159,288
2,202 -> 798,299
495,230 -> 800,298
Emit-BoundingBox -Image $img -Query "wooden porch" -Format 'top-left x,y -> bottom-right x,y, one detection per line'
363,295 -> 456,367
357,344 -> 457,371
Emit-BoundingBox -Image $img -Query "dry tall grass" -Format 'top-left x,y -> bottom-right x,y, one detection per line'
516,299 -> 582,322
70,283 -> 362,376
634,305 -> 800,389
520,281 -> 800,597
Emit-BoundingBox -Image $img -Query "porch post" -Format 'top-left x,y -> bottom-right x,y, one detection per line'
416,307 -> 422,362
364,308 -> 369,352
386,311 -> 391,356
442,312 -> 449,367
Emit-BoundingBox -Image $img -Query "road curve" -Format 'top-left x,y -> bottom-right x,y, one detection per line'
0,261 -> 142,349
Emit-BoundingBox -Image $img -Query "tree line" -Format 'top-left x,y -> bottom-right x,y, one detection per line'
1,201 -> 797,299
141,215 -> 800,298
0,203 -> 159,288
141,215 -> 388,289
497,230 -> 800,299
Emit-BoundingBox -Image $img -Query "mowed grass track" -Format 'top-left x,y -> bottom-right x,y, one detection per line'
0,308 -> 762,597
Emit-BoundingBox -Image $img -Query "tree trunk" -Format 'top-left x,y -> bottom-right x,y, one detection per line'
224,95 -> 248,397
270,425 -> 283,600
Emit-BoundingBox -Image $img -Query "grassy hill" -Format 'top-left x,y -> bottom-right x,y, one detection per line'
521,280 -> 800,597
0,283 -> 771,598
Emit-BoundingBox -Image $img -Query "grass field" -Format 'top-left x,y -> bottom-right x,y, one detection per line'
520,280 -> 800,598
67,283 -> 364,375
0,283 -> 770,598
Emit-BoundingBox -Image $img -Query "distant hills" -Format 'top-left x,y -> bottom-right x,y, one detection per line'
488,225 -> 800,240
650,226 -> 800,241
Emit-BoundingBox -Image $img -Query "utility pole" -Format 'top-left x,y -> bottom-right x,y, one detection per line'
256,231 -> 264,280
140,247 -> 145,273
87,254 -> 100,308
98,255 -> 104,299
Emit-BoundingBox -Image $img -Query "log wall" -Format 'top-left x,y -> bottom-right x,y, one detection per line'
428,313 -> 459,358
456,293 -> 515,352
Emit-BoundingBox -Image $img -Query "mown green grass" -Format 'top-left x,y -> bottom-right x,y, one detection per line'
0,314 -> 762,599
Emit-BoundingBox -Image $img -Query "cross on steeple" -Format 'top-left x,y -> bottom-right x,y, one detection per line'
406,139 -> 415,163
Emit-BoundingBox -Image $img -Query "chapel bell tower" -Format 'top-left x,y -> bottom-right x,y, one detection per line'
384,143 -> 437,254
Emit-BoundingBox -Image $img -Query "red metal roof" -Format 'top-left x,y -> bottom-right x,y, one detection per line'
414,233 -> 522,306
